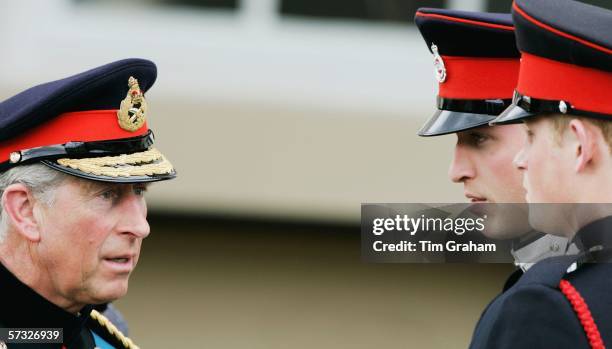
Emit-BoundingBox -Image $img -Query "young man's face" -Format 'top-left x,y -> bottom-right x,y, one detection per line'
448,124 -> 527,203
514,117 -> 574,203
512,117 -> 592,236
35,178 -> 150,309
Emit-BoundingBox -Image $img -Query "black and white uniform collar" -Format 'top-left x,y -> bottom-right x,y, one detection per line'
572,216 -> 612,259
511,232 -> 573,272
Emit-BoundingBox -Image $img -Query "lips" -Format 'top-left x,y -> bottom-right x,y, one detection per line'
107,256 -> 128,262
465,192 -> 488,203
102,254 -> 136,273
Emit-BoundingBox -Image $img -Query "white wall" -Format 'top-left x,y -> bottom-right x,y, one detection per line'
0,0 -> 487,222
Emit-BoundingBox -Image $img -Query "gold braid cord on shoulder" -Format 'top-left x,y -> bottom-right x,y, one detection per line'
56,148 -> 174,178
90,309 -> 141,349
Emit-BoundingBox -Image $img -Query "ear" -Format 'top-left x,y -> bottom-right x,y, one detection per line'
568,119 -> 597,173
1,183 -> 42,242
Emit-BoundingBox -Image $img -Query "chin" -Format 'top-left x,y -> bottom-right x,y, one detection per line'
92,280 -> 130,303
481,204 -> 530,237
482,225 -> 531,240
527,204 -> 567,235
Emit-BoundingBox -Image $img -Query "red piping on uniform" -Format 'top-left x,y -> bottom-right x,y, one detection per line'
437,56 -> 519,99
415,12 -> 514,31
559,279 -> 606,349
0,110 -> 149,163
513,2 -> 612,55
517,52 -> 612,115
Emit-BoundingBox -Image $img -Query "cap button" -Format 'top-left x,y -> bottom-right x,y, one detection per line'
9,151 -> 21,163
559,101 -> 568,114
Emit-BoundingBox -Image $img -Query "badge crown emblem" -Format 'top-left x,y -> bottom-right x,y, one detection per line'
431,44 -> 447,83
117,76 -> 147,132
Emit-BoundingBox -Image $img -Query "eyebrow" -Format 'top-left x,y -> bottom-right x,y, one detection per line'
79,181 -> 113,194
79,181 -> 149,195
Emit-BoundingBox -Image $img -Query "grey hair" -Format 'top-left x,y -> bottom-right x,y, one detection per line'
0,164 -> 69,243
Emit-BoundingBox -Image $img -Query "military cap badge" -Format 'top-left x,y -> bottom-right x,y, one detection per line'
431,44 -> 447,83
0,58 -> 176,182
415,9 -> 520,136
117,76 -> 147,132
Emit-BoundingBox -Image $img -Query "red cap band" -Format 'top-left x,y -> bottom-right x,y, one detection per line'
0,110 -> 149,162
438,57 -> 520,99
517,52 -> 612,115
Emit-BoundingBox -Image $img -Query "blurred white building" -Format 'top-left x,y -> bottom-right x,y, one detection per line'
0,0 -> 514,222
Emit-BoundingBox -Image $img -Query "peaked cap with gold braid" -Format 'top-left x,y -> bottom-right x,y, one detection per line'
0,58 -> 176,183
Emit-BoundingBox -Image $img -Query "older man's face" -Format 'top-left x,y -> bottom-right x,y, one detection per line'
36,178 -> 150,306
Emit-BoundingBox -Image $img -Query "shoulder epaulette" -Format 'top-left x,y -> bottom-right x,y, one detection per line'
88,309 -> 140,349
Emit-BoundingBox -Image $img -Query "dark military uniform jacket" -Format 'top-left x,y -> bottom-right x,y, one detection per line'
0,262 -> 138,349
469,216 -> 612,348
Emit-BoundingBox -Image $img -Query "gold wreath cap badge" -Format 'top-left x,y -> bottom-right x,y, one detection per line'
117,76 -> 147,132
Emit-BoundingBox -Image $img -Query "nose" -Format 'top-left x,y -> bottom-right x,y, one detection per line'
448,146 -> 476,183
117,193 -> 150,239
513,147 -> 527,171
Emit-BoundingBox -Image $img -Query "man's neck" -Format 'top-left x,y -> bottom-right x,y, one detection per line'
0,240 -> 84,314
565,204 -> 612,239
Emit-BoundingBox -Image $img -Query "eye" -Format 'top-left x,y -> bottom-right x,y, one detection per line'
526,129 -> 534,142
134,185 -> 148,196
100,188 -> 119,201
469,132 -> 490,146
